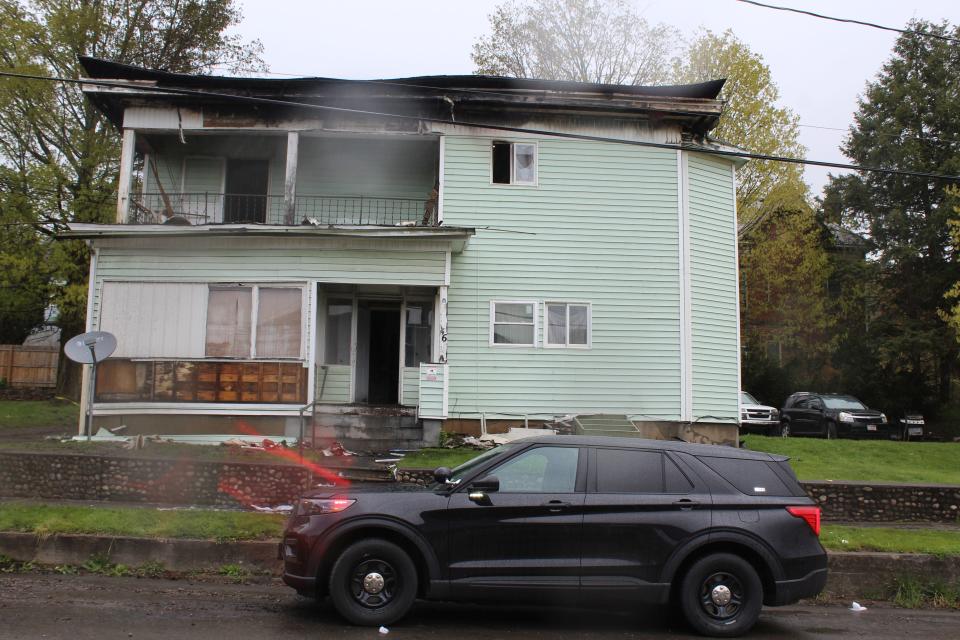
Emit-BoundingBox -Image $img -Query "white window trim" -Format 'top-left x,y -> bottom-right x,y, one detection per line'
489,300 -> 539,347
489,140 -> 539,187
206,283 -> 307,360
543,301 -> 592,349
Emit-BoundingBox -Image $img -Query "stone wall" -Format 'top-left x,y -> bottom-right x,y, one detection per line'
803,480 -> 960,523
0,451 -> 313,507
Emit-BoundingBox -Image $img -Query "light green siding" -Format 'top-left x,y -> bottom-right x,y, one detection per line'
317,364 -> 351,403
442,135 -> 683,419
687,153 -> 739,421
401,367 -> 420,407
418,364 -> 446,418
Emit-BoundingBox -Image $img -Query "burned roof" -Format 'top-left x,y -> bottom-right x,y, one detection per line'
78,56 -> 727,135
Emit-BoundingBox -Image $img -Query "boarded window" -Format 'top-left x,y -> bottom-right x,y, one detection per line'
324,300 -> 353,365
99,282 -> 206,358
205,287 -> 252,357
256,288 -> 302,358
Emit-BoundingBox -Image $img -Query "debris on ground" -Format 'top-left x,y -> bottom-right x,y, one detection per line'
378,626 -> 389,635
249,504 -> 294,514
850,601 -> 867,612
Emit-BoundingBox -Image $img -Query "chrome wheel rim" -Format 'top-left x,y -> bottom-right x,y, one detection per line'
699,571 -> 744,621
350,559 -> 397,608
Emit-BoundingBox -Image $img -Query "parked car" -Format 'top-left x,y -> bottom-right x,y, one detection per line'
739,391 -> 780,435
281,435 -> 827,637
780,392 -> 893,439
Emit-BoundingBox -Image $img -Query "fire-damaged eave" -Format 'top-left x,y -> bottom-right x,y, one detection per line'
78,56 -> 727,136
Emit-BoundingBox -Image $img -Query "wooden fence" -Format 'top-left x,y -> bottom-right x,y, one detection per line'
0,346 -> 59,388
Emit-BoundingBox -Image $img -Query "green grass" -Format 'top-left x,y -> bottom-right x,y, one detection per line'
821,525 -> 960,556
396,447 -> 481,469
742,435 -> 960,484
0,400 -> 79,429
0,503 -> 284,541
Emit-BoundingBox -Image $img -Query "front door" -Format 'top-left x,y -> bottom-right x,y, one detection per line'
445,445 -> 585,601
368,308 -> 400,404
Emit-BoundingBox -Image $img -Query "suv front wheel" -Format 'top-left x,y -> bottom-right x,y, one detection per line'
776,421 -> 790,438
328,538 -> 418,626
679,553 -> 763,637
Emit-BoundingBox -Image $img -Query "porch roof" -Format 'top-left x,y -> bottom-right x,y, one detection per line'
61,222 -> 474,251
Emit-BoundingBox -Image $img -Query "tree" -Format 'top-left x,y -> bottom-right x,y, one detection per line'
0,0 -> 264,395
472,0 -> 678,85
823,20 -> 960,408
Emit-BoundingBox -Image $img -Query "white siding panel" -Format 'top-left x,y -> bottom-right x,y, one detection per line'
98,282 -> 206,358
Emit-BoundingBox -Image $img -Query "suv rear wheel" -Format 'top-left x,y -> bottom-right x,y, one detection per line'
679,553 -> 763,638
328,538 -> 418,626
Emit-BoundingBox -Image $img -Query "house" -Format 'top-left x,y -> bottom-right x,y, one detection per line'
64,57 -> 743,449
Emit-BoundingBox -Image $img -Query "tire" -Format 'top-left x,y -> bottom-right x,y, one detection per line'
778,421 -> 790,438
825,422 -> 837,440
679,553 -> 763,638
328,538 -> 418,627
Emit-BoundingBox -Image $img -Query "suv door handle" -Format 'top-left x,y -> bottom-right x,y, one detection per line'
673,499 -> 699,510
542,500 -> 570,512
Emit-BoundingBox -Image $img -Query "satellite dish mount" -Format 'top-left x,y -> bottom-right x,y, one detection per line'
64,331 -> 117,441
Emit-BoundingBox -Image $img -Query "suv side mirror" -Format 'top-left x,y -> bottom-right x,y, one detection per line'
468,475 -> 499,505
433,466 -> 452,484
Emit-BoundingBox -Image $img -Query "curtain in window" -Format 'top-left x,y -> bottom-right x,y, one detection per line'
256,288 -> 302,358
205,288 -> 252,357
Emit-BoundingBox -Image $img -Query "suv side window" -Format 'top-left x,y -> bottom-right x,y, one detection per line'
595,448 -> 663,493
490,446 -> 580,493
810,398 -> 824,410
794,398 -> 809,409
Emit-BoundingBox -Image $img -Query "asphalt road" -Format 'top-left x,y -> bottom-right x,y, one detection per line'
1,573 -> 958,639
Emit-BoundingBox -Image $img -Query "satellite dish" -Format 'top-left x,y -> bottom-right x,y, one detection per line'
64,331 -> 117,364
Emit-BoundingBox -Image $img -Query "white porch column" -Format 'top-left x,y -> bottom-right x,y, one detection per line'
284,131 -> 299,224
116,129 -> 136,223
435,285 -> 448,363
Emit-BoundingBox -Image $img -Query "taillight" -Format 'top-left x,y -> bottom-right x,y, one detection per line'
786,506 -> 821,536
296,497 -> 356,516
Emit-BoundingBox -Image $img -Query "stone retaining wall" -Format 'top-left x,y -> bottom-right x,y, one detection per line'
804,481 -> 960,523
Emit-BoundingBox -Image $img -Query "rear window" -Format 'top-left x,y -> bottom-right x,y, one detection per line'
699,456 -> 794,497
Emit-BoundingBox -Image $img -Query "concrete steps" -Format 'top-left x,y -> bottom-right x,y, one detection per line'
309,407 -> 424,452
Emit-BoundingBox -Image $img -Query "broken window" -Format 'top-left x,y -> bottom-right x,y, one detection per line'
492,141 -> 537,185
545,302 -> 591,347
324,299 -> 353,365
256,288 -> 302,358
491,301 -> 537,346
404,303 -> 433,366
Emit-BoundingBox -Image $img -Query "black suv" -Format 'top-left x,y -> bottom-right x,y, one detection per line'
780,392 -> 891,439
282,436 -> 826,637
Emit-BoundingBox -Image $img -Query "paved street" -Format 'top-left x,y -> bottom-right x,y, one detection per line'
1,573 -> 958,639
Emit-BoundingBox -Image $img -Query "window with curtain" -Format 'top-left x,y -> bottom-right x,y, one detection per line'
545,302 -> 591,348
491,301 -> 537,346
256,288 -> 302,358
205,285 -> 303,359
205,287 -> 252,357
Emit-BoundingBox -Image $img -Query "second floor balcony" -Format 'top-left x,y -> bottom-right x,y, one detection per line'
118,132 -> 441,227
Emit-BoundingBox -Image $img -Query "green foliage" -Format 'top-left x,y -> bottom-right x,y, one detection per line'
136,560 -> 165,578
0,503 -> 285,541
823,20 -> 960,411
0,399 -> 79,429
742,435 -> 960,484
218,563 -> 251,582
821,526 -> 960,558
472,0 -> 677,84
892,576 -> 960,609
396,447 -> 481,470
0,1 -> 264,392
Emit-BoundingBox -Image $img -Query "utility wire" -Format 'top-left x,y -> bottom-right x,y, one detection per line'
735,0 -> 960,45
1,69 -> 960,182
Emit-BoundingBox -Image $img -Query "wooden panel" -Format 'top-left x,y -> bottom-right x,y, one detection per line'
0,345 -> 58,388
95,358 -> 306,404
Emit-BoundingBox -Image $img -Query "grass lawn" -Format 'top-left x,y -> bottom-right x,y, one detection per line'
742,435 -> 960,485
0,503 -> 284,541
821,525 -> 960,556
0,400 -> 79,429
397,447 -> 481,469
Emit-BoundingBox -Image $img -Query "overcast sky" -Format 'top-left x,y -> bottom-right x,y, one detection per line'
234,0 -> 960,199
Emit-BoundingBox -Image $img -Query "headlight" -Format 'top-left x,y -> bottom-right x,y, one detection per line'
880,413 -> 887,423
838,411 -> 855,423
771,409 -> 780,419
295,498 -> 355,516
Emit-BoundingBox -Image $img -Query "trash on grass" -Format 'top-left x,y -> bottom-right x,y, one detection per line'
378,626 -> 389,635
849,601 -> 867,612
249,504 -> 294,513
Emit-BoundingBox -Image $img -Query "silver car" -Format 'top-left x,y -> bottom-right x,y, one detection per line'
740,391 -> 780,435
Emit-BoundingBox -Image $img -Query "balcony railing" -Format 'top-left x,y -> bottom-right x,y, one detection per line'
129,192 -> 438,226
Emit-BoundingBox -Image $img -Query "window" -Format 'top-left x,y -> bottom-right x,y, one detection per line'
490,446 -> 579,493
699,457 -> 793,497
490,301 -> 537,346
205,285 -> 303,359
545,302 -> 591,347
596,449 -> 663,493
404,303 -> 433,366
491,141 -> 537,186
324,299 -> 353,365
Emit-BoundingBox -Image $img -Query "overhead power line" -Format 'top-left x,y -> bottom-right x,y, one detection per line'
735,0 -> 960,45
1,69 -> 959,183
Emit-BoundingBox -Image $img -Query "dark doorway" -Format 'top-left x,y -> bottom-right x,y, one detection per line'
224,159 -> 269,223
367,308 -> 400,405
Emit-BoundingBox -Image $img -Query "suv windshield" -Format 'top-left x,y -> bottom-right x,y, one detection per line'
445,443 -> 520,485
822,396 -> 867,410
740,392 -> 759,405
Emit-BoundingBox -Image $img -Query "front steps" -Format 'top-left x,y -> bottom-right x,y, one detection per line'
309,404 -> 426,453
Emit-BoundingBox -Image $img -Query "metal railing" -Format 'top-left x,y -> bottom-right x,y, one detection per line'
129,192 -> 437,226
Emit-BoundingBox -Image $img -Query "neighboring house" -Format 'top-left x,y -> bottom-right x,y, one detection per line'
65,57 -> 742,449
